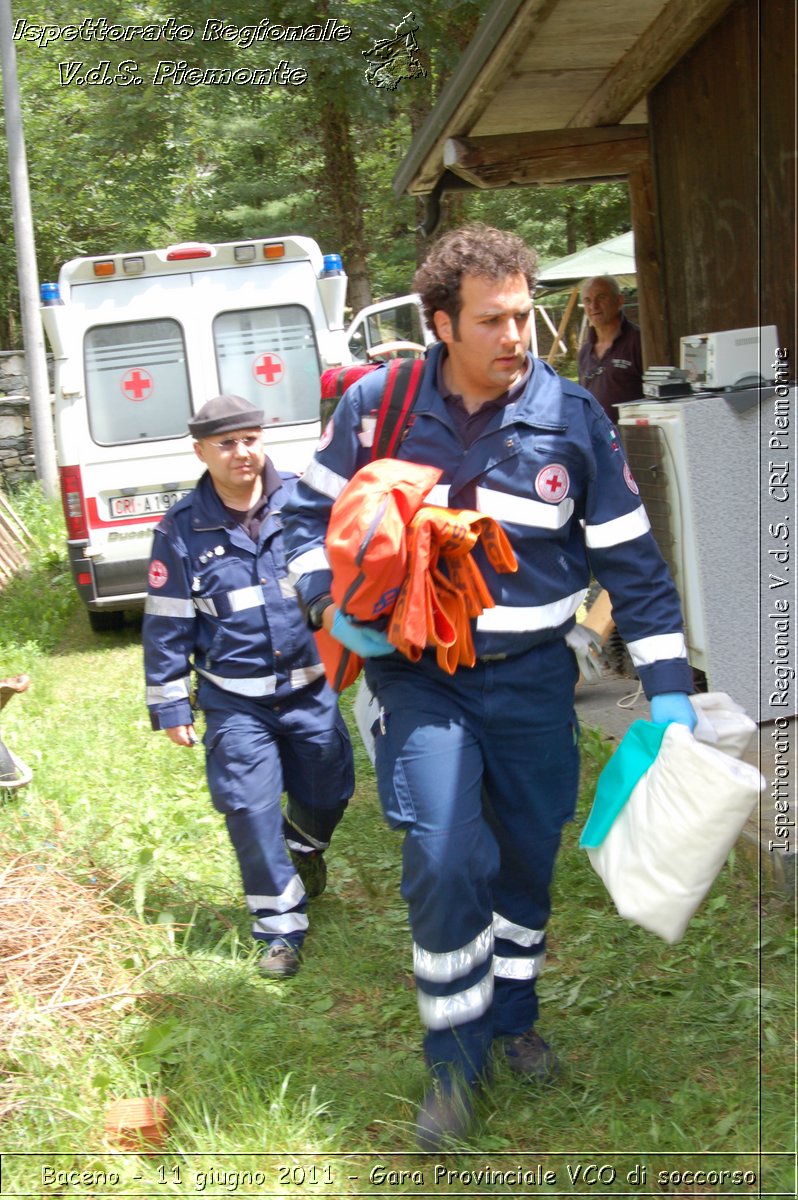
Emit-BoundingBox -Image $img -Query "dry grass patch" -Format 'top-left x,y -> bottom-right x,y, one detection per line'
0,834 -> 157,1118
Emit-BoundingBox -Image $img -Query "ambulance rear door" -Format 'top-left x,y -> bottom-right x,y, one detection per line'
190,254 -> 324,475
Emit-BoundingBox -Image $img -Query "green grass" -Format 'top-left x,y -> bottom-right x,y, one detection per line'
0,484 -> 793,1196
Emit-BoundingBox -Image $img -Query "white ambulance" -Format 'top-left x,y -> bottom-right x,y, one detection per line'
40,235 -> 424,631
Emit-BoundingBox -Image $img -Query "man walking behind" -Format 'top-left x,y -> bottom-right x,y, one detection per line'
143,395 -> 354,979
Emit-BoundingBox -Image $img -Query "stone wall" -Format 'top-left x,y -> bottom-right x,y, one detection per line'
0,351 -> 40,490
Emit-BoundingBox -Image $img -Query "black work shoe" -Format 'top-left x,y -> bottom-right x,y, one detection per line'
416,1082 -> 475,1152
502,1028 -> 560,1082
290,849 -> 327,898
258,943 -> 301,978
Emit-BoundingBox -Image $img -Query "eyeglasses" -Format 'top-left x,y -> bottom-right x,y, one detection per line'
207,434 -> 262,452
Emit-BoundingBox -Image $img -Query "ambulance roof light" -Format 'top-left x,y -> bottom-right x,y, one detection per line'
40,282 -> 61,304
263,243 -> 285,260
165,242 -> 214,261
93,261 -> 115,277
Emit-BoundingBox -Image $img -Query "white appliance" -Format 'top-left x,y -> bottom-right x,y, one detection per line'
680,325 -> 779,389
618,386 -> 794,722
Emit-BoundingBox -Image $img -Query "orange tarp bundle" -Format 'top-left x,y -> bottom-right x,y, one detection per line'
327,459 -> 443,621
315,459 -> 517,691
388,506 -> 516,673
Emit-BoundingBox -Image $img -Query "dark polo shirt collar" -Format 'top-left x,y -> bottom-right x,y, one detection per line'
437,350 -> 532,448
221,458 -> 283,542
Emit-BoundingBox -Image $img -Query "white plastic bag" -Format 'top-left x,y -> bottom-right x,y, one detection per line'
691,691 -> 756,758
582,694 -> 764,944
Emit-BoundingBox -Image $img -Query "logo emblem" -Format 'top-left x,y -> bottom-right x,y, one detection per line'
252,352 -> 284,386
535,464 -> 569,503
623,462 -> 640,495
317,417 -> 334,452
363,12 -> 427,91
148,559 -> 168,589
121,368 -> 153,402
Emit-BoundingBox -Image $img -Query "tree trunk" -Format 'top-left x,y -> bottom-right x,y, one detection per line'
565,202 -> 576,254
317,97 -> 372,315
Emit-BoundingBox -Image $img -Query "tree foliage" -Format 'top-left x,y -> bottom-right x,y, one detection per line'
1,1 -> 629,345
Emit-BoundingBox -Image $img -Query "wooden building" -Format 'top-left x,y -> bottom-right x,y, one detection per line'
394,0 -> 796,369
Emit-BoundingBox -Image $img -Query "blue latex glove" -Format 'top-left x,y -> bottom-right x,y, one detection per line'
650,692 -> 697,731
330,610 -> 395,658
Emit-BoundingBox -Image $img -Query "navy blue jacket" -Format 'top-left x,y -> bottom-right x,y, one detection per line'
282,344 -> 693,699
144,468 -> 326,730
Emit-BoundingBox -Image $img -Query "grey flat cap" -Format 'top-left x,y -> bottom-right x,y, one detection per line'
188,395 -> 264,440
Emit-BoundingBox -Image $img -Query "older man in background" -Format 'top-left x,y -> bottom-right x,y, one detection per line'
578,275 -> 643,421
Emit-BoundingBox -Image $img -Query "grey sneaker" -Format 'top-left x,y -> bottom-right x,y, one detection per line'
290,849 -> 327,898
416,1082 -> 475,1152
258,943 -> 301,978
502,1028 -> 560,1082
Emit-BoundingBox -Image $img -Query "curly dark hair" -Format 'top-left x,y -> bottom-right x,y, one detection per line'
413,224 -> 538,337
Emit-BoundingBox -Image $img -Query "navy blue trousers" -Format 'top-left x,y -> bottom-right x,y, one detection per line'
368,639 -> 579,1087
200,677 -> 354,948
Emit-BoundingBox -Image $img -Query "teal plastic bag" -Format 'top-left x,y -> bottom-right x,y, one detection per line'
579,720 -> 667,849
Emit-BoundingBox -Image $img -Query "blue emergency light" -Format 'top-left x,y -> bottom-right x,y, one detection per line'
40,282 -> 62,305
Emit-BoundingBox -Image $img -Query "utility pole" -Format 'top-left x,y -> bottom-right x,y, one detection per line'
0,0 -> 58,498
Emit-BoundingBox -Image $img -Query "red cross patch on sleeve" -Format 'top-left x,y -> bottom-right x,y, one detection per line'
148,560 -> 169,589
535,464 -> 570,503
623,462 -> 640,495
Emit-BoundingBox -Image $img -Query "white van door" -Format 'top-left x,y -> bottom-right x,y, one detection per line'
346,294 -> 431,362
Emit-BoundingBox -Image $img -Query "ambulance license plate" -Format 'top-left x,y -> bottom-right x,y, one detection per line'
108,489 -> 191,519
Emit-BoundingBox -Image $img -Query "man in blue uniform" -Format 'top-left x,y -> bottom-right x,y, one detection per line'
282,226 -> 696,1146
143,395 -> 354,979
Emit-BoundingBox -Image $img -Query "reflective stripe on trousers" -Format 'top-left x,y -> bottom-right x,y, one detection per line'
368,640 -> 579,1086
200,678 -> 353,948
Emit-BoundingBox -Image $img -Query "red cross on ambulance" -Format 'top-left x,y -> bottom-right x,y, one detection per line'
121,368 -> 154,401
535,463 -> 570,503
253,352 -> 284,386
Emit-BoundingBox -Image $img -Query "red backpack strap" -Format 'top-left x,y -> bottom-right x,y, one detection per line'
372,357 -> 425,460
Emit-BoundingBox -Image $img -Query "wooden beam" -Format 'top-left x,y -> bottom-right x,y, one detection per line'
443,125 -> 649,188
628,158 -> 669,368
0,492 -> 33,548
537,302 -> 567,357
569,0 -> 734,128
395,0 -> 561,198
546,286 -> 579,365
